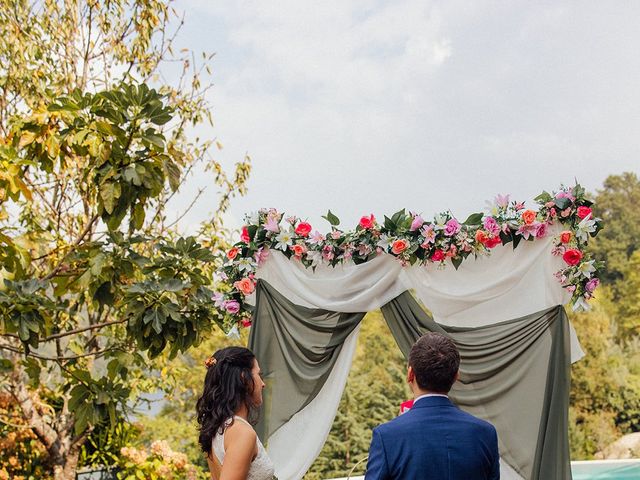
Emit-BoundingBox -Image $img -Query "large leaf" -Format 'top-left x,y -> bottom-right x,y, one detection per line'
322,210 -> 340,226
100,182 -> 117,214
463,212 -> 484,226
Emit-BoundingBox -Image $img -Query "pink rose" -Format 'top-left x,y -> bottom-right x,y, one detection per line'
431,249 -> 445,262
444,219 -> 461,236
322,245 -> 335,261
576,206 -> 592,219
391,239 -> 409,254
233,278 -> 255,295
563,249 -> 583,266
295,222 -> 312,237
331,230 -> 342,240
483,217 -> 500,236
240,226 -> 251,243
359,214 -> 376,229
445,244 -> 458,258
585,278 -> 600,293
227,247 -> 239,260
224,300 -> 241,314
565,285 -> 576,294
560,208 -> 572,218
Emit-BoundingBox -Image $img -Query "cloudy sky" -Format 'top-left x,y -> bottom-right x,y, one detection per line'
166,0 -> 640,232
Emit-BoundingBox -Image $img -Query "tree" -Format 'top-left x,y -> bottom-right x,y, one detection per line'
568,288 -> 640,458
615,250 -> 640,337
0,2 -> 250,479
590,172 -> 640,287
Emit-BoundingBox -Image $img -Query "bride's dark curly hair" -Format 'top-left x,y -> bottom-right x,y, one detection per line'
196,346 -> 259,455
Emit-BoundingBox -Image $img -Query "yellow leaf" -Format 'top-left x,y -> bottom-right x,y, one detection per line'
18,131 -> 37,148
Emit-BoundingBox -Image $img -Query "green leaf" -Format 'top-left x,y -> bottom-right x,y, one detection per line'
122,166 -> 140,186
90,253 -> 106,276
162,158 -> 181,192
69,385 -> 90,411
554,197 -> 571,210
94,282 -> 115,306
0,359 -> 12,373
534,191 -> 553,203
513,233 -> 523,249
131,202 -> 145,230
100,182 -> 117,214
383,216 -> 396,230
322,210 -> 340,226
390,209 -> 406,226
463,212 -> 484,226
451,256 -> 463,270
142,133 -> 165,148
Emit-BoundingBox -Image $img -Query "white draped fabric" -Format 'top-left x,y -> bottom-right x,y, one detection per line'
255,250 -> 406,311
266,324 -> 362,480
254,232 -> 583,480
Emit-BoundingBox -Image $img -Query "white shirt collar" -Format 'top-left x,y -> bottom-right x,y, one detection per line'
414,393 -> 448,405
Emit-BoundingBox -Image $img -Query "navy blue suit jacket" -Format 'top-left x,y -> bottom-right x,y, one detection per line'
364,396 -> 500,480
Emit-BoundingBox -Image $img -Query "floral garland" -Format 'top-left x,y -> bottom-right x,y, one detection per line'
214,184 -> 603,331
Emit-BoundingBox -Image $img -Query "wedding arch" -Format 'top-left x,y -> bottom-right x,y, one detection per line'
214,184 -> 602,480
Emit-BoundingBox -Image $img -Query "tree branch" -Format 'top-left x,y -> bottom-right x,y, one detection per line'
42,213 -> 99,280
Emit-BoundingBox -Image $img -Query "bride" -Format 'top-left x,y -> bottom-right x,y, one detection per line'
196,346 -> 275,480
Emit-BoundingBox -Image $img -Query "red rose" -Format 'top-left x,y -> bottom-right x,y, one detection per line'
431,249 -> 445,262
241,318 -> 252,328
485,236 -> 502,249
391,239 -> 409,254
563,248 -> 583,266
295,222 -> 312,237
240,226 -> 251,243
359,214 -> 376,229
227,247 -> 239,260
559,231 -> 572,244
576,206 -> 592,219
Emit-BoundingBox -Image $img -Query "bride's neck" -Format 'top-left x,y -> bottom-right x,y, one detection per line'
234,403 -> 249,420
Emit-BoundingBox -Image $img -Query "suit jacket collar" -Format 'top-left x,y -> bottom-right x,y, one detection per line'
411,395 -> 455,409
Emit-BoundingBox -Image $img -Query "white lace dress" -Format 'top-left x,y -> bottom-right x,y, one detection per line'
212,416 -> 275,480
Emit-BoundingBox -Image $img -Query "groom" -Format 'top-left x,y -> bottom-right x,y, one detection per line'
365,332 -> 500,480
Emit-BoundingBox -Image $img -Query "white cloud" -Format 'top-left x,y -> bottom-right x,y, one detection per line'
167,0 -> 640,231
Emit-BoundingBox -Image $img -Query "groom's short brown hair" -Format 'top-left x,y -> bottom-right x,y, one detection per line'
409,332 -> 460,393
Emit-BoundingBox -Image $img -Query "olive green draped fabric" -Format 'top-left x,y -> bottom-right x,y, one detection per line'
248,280 -> 365,441
381,292 -> 572,480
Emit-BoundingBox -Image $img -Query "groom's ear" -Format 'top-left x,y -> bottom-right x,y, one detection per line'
407,366 -> 415,384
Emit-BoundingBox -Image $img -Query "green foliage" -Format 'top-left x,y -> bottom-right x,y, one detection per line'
568,287 -> 640,458
590,172 -> 640,286
615,250 -> 640,337
80,422 -> 141,469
